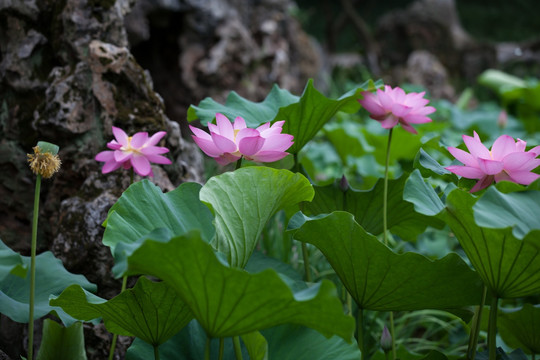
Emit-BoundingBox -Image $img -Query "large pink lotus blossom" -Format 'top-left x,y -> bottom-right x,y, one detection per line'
95,126 -> 172,177
359,85 -> 436,134
446,131 -> 540,192
189,113 -> 294,166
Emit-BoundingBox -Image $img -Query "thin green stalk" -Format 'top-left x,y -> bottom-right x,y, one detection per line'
28,174 -> 41,360
219,338 -> 225,360
347,292 -> 353,316
153,345 -> 160,360
301,242 -> 312,282
235,158 -> 243,170
233,336 -> 243,360
108,276 -> 128,360
467,285 -> 487,360
357,308 -> 364,360
389,312 -> 396,359
205,336 -> 211,360
383,128 -> 393,248
293,153 -> 312,282
383,129 -> 397,360
488,295 -> 499,360
130,167 -> 134,185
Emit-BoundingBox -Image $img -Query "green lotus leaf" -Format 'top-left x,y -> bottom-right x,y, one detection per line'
36,319 -> 86,360
442,189 -> 540,298
473,186 -> 540,239
241,331 -> 268,360
261,324 -> 360,360
50,276 -> 192,346
126,232 -> 355,341
277,79 -> 380,154
200,167 -> 314,268
292,211 -> 483,311
112,228 -> 173,278
0,251 -> 96,324
102,180 -> 214,252
498,304 -> 540,354
0,239 -> 26,281
403,169 -> 445,216
303,173 -> 440,240
187,83 -> 299,127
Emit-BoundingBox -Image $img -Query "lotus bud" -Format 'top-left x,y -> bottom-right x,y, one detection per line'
380,325 -> 392,353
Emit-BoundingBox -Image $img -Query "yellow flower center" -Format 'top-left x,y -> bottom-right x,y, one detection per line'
122,136 -> 142,155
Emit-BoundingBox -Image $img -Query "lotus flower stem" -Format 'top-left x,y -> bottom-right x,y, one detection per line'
27,174 -> 41,360
108,170 -> 134,360
205,336 -> 211,360
382,128 -> 397,359
467,285 -> 487,360
347,292 -> 353,316
293,153 -> 312,282
219,338 -> 225,360
357,308 -> 365,360
153,345 -> 160,360
108,275 -> 128,360
26,142 -> 61,359
301,243 -> 312,282
235,158 -> 243,170
233,336 -> 243,360
389,312 -> 396,359
382,128 -> 392,248
488,295 -> 499,360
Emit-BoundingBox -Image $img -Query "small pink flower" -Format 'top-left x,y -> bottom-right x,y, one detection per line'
359,85 -> 436,134
189,113 -> 294,166
446,131 -> 540,192
95,126 -> 172,177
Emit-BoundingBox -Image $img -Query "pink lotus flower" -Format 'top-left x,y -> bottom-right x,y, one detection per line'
446,131 -> 540,192
95,126 -> 172,177
359,85 -> 436,134
189,113 -> 294,166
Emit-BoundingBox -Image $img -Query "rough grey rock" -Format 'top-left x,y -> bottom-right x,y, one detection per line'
376,0 -> 496,81
405,50 -> 455,100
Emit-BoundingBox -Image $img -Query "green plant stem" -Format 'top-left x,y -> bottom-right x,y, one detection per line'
292,153 -> 312,282
28,174 -> 41,360
233,336 -> 243,360
488,295 -> 499,360
389,312 -> 396,359
347,292 -> 353,316
383,129 -> 397,360
301,242 -> 312,282
108,276 -> 128,360
467,285 -> 487,360
219,338 -> 225,360
357,308 -> 364,360
205,336 -> 211,360
235,158 -> 243,170
130,168 -> 134,185
383,128 -> 392,248
153,345 -> 160,360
